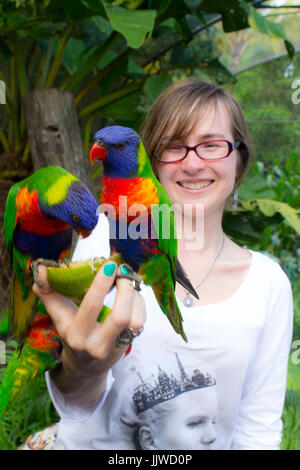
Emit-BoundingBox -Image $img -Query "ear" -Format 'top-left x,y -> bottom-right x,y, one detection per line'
139,425 -> 158,450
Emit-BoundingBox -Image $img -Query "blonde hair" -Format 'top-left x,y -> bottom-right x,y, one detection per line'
140,79 -> 254,187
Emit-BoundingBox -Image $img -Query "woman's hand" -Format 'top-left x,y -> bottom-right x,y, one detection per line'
33,261 -> 146,409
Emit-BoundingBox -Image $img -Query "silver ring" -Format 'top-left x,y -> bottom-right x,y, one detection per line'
116,327 -> 144,347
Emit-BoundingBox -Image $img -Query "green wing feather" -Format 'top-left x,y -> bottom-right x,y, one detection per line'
137,141 -> 177,263
3,182 -> 20,271
136,142 -> 186,340
0,308 -> 9,337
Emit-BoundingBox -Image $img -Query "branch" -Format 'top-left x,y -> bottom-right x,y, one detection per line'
235,48 -> 300,75
141,0 -> 268,68
256,5 -> 300,8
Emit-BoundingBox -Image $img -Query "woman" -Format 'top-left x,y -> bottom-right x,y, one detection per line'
32,80 -> 293,450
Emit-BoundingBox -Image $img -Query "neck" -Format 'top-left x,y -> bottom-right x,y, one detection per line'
175,204 -> 225,260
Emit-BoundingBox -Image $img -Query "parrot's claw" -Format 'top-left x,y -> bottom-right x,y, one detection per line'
58,258 -> 71,267
31,258 -> 60,286
116,263 -> 143,292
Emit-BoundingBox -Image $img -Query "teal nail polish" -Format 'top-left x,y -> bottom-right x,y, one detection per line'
120,265 -> 130,275
104,263 -> 116,276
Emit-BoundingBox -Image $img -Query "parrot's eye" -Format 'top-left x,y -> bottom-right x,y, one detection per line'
96,139 -> 104,147
71,213 -> 81,224
116,142 -> 127,150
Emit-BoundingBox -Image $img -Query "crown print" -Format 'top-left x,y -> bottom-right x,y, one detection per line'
133,353 -> 216,414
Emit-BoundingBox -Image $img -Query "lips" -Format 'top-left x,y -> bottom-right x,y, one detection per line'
177,180 -> 214,190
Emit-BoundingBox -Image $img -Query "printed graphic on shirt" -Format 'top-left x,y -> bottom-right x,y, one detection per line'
119,353 -> 218,450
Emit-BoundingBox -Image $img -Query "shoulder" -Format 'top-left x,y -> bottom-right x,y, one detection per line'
249,251 -> 293,322
250,250 -> 292,288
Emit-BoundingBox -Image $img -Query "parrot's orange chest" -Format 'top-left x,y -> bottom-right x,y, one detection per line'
15,187 -> 68,235
101,175 -> 159,219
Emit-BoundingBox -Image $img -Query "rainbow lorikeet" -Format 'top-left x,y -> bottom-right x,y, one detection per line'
90,126 -> 198,342
3,165 -> 98,344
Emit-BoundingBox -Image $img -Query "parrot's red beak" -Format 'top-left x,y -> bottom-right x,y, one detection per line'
90,142 -> 107,165
75,227 -> 92,239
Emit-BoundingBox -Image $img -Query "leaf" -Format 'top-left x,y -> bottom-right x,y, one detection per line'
222,212 -> 261,244
105,7 -> 157,48
238,172 -> 276,200
0,38 -> 12,59
241,199 -> 300,235
285,40 -> 295,60
155,0 -> 190,23
97,89 -> 142,126
221,6 -> 248,33
81,0 -> 107,17
60,0 -> 91,21
200,0 -> 249,32
200,57 -> 237,85
240,0 -> 295,55
144,72 -> 171,104
61,38 -> 86,74
127,58 -> 147,79
91,15 -> 113,36
175,17 -> 193,43
60,0 -> 107,21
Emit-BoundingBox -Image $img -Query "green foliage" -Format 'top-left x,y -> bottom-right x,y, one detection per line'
232,53 -> 300,165
0,340 -> 59,450
0,0 -> 294,160
281,389 -> 300,450
224,149 -> 300,338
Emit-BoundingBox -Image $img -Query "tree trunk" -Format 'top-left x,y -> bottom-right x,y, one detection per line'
23,88 -> 96,195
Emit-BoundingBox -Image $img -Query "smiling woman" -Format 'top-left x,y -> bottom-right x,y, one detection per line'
31,79 -> 293,451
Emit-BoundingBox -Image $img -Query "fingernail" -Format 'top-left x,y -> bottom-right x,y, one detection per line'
120,265 -> 130,275
104,262 -> 116,276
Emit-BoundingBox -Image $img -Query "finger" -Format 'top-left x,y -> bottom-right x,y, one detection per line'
93,269 -> 136,351
32,264 -> 54,296
73,261 -> 118,332
32,264 -> 77,331
129,291 -> 147,331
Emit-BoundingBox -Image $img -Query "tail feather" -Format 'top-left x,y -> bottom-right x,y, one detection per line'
9,271 -> 39,344
168,292 -> 187,342
152,281 -> 187,342
175,260 -> 199,299
139,255 -> 188,341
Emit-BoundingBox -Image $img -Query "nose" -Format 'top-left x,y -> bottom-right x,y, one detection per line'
180,148 -> 207,173
200,423 -> 217,446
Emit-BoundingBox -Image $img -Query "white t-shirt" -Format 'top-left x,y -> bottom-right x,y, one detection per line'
46,215 -> 293,450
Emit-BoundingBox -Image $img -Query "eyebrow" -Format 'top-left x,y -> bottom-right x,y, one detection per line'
163,133 -> 227,142
199,133 -> 226,139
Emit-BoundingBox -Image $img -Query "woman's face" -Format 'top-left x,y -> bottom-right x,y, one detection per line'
157,101 -> 240,219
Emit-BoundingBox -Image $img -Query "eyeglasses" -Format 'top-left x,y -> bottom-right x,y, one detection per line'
156,140 -> 241,164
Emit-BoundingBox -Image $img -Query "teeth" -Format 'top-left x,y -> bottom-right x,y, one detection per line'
180,181 -> 212,189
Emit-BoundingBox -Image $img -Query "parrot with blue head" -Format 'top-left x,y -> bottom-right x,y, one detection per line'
3,165 -> 99,344
90,125 -> 199,342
